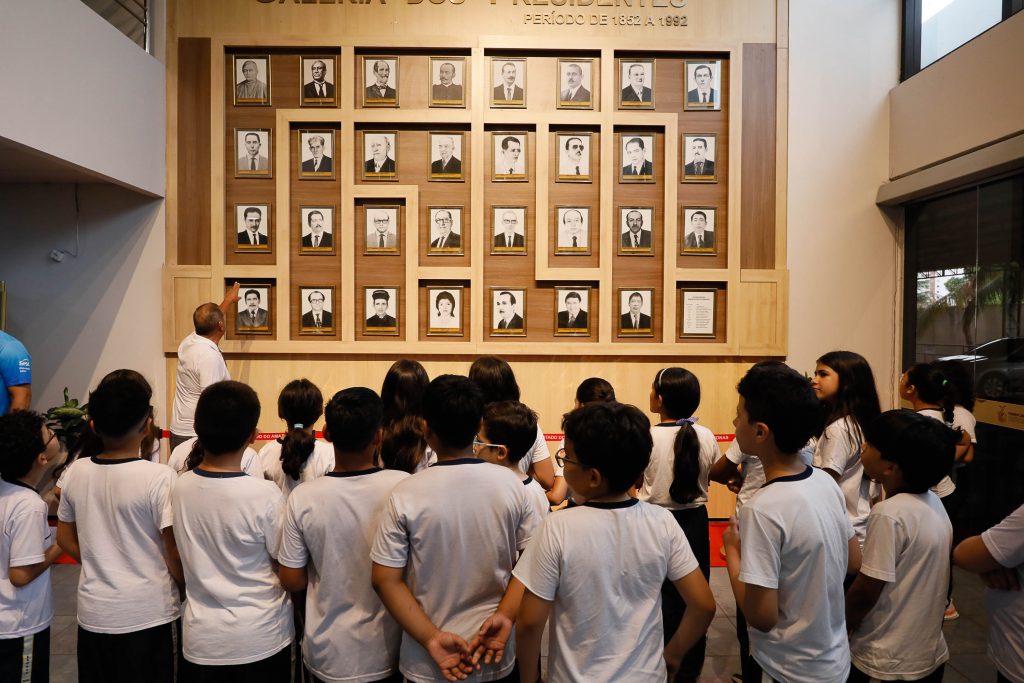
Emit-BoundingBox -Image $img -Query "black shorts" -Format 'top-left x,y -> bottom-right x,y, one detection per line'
0,627 -> 49,683
184,642 -> 295,683
77,620 -> 178,683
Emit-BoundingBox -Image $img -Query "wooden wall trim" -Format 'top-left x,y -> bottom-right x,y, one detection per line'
739,43 -> 776,270
176,37 -> 212,265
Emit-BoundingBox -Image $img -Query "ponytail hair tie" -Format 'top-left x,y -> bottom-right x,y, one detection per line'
675,417 -> 698,426
941,379 -> 950,387
293,423 -> 304,429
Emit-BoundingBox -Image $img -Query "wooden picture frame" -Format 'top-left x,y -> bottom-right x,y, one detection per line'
427,206 -> 464,255
298,129 -> 335,180
682,133 -> 718,183
683,59 -> 722,112
234,203 -> 271,253
491,206 -> 527,255
556,133 -> 592,183
299,57 -> 337,107
299,286 -> 336,334
426,286 -> 465,337
362,130 -> 399,181
236,283 -> 273,334
617,58 -> 654,110
492,132 -> 528,182
234,128 -> 272,178
362,56 -> 399,107
618,206 -> 655,256
363,287 -> 400,335
491,288 -> 526,336
681,206 -> 717,255
554,286 -> 592,337
680,288 -> 717,338
554,206 -> 590,255
556,58 -> 594,110
429,131 -> 465,182
490,57 -> 526,108
619,133 -> 655,184
298,206 -> 335,255
364,205 -> 401,255
232,55 -> 271,106
617,288 -> 654,337
429,57 -> 467,108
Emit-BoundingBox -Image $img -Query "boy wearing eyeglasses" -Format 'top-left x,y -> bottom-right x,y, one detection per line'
475,401 -> 550,520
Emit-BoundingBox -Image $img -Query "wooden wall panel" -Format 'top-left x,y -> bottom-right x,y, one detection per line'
740,43 -> 777,270
176,38 -> 212,265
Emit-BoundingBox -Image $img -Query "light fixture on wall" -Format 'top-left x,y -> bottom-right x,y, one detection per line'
49,184 -> 82,263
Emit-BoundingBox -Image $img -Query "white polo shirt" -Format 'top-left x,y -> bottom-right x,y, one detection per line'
639,422 -> 720,509
917,407 -> 977,498
259,439 -> 335,496
725,440 -> 815,511
982,503 -> 1024,683
517,426 -> 552,477
0,480 -> 53,638
813,416 -> 871,546
170,333 -> 230,438
167,436 -> 262,478
522,475 -> 550,519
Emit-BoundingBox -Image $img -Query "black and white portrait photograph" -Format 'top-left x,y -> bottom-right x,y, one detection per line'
620,134 -> 655,183
236,285 -> 271,333
491,288 -> 526,336
491,206 -> 527,254
557,133 -> 592,182
682,207 -> 717,255
555,207 -> 590,255
555,287 -> 591,337
365,205 -> 400,254
557,59 -> 593,110
428,207 -> 463,254
618,59 -> 654,109
299,287 -> 334,333
362,56 -> 399,107
427,286 -> 464,337
492,132 -> 527,181
298,130 -> 334,179
429,132 -> 464,181
683,134 -> 717,183
362,131 -> 398,181
429,57 -> 466,108
299,206 -> 334,254
364,287 -> 399,335
300,57 -> 337,107
235,204 -> 271,252
618,288 -> 654,337
619,207 -> 654,255
235,128 -> 271,178
233,55 -> 270,106
684,60 -> 722,111
490,58 -> 526,108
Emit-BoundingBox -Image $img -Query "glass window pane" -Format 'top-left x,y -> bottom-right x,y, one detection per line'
921,0 -> 1001,68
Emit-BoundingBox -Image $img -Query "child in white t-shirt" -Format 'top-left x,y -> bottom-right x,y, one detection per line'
279,387 -> 409,683
549,377 -> 617,507
475,400 -> 550,520
168,435 -> 263,476
514,401 -> 715,683
0,411 -> 68,683
846,409 -> 959,682
259,378 -> 334,496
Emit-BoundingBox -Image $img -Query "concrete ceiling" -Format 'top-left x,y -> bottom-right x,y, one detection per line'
0,136 -> 111,185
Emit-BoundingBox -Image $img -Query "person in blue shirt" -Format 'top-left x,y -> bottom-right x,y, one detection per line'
0,331 -> 31,414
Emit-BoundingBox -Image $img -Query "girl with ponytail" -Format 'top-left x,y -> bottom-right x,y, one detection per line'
258,379 -> 334,495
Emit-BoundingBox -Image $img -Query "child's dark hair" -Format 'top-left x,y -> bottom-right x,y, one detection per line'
422,375 -> 484,450
575,377 -> 616,404
380,416 -> 427,473
277,379 -> 324,481
381,359 -> 430,424
864,409 -> 958,493
468,356 -> 520,404
931,359 -> 975,412
324,387 -> 382,453
905,362 -> 958,425
816,350 -> 881,445
562,402 -> 652,494
654,368 -> 702,504
186,381 -> 261,471
88,370 -> 153,440
738,361 -> 823,453
482,401 -> 538,466
0,411 -> 46,480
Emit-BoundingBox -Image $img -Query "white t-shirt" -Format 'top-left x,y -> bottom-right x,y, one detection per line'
917,407 -> 977,498
172,469 -> 293,665
639,422 -> 719,510
170,332 -> 230,437
725,440 -> 815,511
0,480 -> 53,638
279,467 -> 409,683
167,436 -> 262,478
517,426 -> 551,477
56,457 -> 180,634
370,458 -> 539,682
850,491 -> 951,679
981,503 -> 1024,683
813,416 -> 871,546
259,439 -> 335,496
513,499 -> 699,682
522,475 -> 550,519
739,466 -> 854,683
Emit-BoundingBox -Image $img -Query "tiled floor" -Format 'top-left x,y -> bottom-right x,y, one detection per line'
48,565 -> 997,682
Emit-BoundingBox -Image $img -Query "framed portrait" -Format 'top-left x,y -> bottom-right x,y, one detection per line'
619,133 -> 655,183
300,57 -> 337,107
617,58 -> 654,110
363,287 -> 399,335
557,59 -> 593,110
491,206 -> 527,255
680,288 -> 717,338
234,204 -> 271,253
683,60 -> 722,111
426,286 -> 465,337
429,132 -> 465,182
490,58 -> 526,108
364,205 -> 400,254
428,206 -> 464,255
618,207 -> 655,256
683,133 -> 718,183
362,56 -> 399,107
299,287 -> 335,334
236,284 -> 272,334
362,130 -> 398,181
556,133 -> 592,183
491,288 -> 526,336
429,57 -> 466,108
233,55 -> 271,106
681,207 -> 717,255
554,286 -> 591,337
554,206 -> 590,255
618,288 -> 654,337
234,128 -> 272,178
492,132 -> 528,182
298,129 -> 335,180
298,206 -> 335,254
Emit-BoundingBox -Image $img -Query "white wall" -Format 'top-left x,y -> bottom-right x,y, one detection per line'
0,184 -> 167,423
787,0 -> 902,406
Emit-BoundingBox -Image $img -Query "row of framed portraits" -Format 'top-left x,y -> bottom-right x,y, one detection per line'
235,129 -> 719,184
235,285 -> 718,338
233,54 -> 723,111
234,205 -> 721,256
